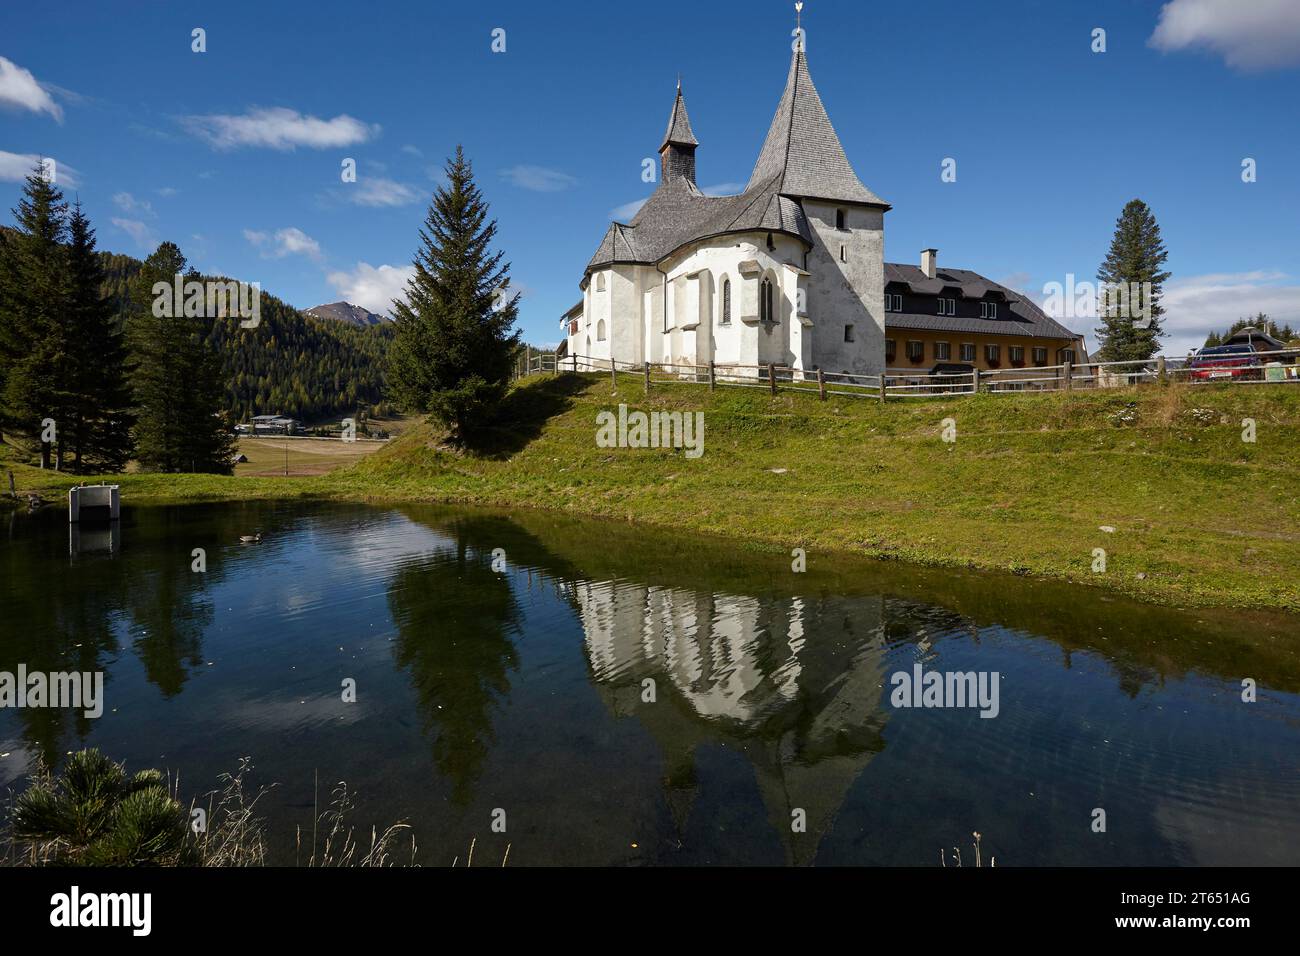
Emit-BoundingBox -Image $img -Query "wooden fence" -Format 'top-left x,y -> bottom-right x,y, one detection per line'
526,348 -> 1300,401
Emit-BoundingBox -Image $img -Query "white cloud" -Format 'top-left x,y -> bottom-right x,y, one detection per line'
0,150 -> 78,187
0,56 -> 62,121
181,107 -> 380,151
156,186 -> 179,198
325,262 -> 415,317
500,165 -> 578,192
400,144 -> 423,157
111,218 -> 157,250
610,197 -> 647,221
244,226 -> 323,261
1150,0 -> 1300,70
1158,270 -> 1300,353
347,177 -> 420,207
112,191 -> 154,217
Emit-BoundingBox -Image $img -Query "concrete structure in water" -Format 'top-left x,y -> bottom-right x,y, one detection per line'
68,484 -> 120,523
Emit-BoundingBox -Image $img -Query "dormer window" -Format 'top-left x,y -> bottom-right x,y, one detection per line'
835,209 -> 846,230
885,293 -> 903,312
980,301 -> 997,319
937,298 -> 956,316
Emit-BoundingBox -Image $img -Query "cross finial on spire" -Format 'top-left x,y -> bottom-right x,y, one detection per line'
795,1 -> 803,33
677,73 -> 681,93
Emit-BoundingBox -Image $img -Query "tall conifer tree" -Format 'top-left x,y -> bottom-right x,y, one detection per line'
1095,199 -> 1171,362
128,242 -> 235,473
0,163 -> 69,466
65,200 -> 135,471
388,146 -> 520,439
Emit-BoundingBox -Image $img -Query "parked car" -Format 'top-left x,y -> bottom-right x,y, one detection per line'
1185,343 -> 1263,381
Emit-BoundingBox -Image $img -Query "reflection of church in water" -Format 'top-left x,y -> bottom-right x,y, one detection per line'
571,578 -> 893,865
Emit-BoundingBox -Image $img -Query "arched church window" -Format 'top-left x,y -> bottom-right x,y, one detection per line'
759,278 -> 775,328
721,278 -> 731,326
597,319 -> 606,342
595,272 -> 606,292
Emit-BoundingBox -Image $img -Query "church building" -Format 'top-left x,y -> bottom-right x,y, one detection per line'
562,40 -> 1084,380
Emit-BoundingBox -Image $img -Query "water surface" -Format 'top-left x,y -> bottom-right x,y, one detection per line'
2,502 -> 1298,866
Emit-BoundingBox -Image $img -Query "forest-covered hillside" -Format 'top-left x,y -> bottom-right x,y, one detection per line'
96,248 -> 393,423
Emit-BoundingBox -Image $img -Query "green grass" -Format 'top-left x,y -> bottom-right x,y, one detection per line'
6,373 -> 1300,610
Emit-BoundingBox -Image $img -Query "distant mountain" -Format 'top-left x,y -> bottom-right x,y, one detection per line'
305,301 -> 387,327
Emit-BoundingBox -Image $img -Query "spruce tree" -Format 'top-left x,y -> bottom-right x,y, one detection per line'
65,200 -> 135,472
1095,199 -> 1171,362
388,146 -> 521,439
128,242 -> 236,473
0,163 -> 69,467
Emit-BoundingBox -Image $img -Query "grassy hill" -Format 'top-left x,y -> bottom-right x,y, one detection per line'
7,374 -> 1299,609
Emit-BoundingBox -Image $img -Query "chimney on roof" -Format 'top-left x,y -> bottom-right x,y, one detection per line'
920,248 -> 938,280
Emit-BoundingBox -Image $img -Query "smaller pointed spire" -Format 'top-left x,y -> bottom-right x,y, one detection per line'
661,81 -> 698,150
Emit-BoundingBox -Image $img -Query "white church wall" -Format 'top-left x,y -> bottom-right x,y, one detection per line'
802,200 -> 885,377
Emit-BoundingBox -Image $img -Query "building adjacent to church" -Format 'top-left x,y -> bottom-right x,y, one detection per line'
562,44 -> 1086,379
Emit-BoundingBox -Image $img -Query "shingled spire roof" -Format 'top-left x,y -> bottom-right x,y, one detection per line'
661,80 -> 698,149
746,50 -> 888,208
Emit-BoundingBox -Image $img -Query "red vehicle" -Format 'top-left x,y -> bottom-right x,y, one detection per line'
1185,343 -> 1262,381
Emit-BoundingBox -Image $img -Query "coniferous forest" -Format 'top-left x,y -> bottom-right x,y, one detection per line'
0,168 -> 392,474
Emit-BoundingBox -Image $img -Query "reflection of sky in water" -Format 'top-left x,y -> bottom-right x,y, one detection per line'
2,501 -> 1298,866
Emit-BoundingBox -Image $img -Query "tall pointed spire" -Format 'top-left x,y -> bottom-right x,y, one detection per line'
659,80 -> 698,185
746,49 -> 888,207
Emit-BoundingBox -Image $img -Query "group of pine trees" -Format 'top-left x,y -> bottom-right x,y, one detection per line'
0,167 -> 135,472
1,162 -> 398,476
1203,314 -> 1298,349
0,165 -> 234,473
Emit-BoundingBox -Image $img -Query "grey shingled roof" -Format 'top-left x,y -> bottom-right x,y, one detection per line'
661,85 -> 698,149
884,262 -> 1081,340
585,174 -> 813,272
746,50 -> 888,208
587,52 -> 881,275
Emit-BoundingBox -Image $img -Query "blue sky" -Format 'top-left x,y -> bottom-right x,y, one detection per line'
2,0 -> 1298,354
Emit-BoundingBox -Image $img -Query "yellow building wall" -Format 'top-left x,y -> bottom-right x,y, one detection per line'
884,326 -> 1084,373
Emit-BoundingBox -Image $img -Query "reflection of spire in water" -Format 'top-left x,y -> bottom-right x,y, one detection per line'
575,579 -> 891,864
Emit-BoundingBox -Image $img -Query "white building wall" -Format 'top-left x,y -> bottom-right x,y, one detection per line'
801,200 -> 885,377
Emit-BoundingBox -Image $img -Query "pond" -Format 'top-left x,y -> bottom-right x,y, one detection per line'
2,501 -> 1298,866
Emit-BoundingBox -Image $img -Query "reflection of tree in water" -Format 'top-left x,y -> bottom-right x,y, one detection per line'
387,517 -> 523,807
123,563 -> 210,698
1,506 -> 248,762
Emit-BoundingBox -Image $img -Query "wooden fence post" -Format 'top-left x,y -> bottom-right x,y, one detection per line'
644,361 -> 651,392
817,368 -> 826,401
1157,355 -> 1167,383
972,368 -> 981,394
768,364 -> 777,395
708,361 -> 716,391
571,353 -> 577,374
1063,360 -> 1073,392
525,346 -> 531,377
878,374 -> 887,403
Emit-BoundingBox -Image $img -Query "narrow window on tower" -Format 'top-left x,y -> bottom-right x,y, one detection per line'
835,209 -> 846,230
